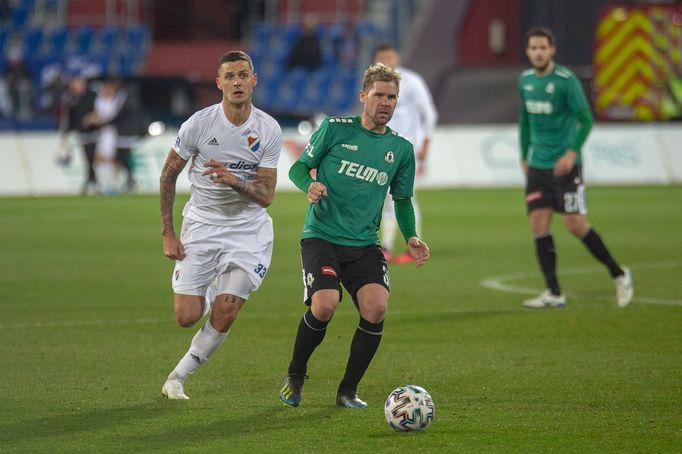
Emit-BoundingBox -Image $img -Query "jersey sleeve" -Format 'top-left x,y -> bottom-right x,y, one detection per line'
517,76 -> 530,160
259,120 -> 283,169
390,141 -> 416,199
297,118 -> 333,168
566,75 -> 590,114
173,114 -> 201,160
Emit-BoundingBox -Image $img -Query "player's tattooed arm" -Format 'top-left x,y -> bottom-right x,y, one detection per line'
235,166 -> 277,207
202,159 -> 277,207
160,149 -> 188,236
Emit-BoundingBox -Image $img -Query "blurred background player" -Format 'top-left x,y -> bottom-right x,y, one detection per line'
159,51 -> 282,399
518,27 -> 633,309
278,63 -> 430,409
57,72 -> 99,195
374,44 -> 438,264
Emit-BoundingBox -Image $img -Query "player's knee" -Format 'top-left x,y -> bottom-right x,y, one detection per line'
311,292 -> 340,321
211,295 -> 245,330
363,302 -> 387,323
564,216 -> 588,237
175,312 -> 200,328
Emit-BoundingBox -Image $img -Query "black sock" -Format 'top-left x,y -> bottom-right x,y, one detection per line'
338,317 -> 384,395
581,228 -> 623,278
535,235 -> 561,295
287,310 -> 328,376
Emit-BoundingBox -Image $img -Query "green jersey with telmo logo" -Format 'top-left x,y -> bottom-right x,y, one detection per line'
297,116 -> 415,247
518,63 -> 590,168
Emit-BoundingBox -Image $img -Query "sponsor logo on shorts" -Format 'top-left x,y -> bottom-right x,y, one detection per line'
321,266 -> 337,277
526,191 -> 542,203
306,272 -> 315,287
174,269 -> 180,281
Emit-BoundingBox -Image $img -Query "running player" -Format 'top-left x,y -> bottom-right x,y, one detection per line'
159,51 -> 282,399
518,27 -> 633,309
278,63 -> 430,408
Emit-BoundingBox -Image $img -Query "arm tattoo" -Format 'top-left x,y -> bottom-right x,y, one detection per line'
232,168 -> 277,207
160,150 -> 187,235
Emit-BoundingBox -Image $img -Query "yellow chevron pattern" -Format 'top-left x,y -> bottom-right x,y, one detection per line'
594,6 -> 682,120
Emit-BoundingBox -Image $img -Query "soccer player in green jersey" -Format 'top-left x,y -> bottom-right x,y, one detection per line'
518,27 -> 633,309
278,63 -> 431,408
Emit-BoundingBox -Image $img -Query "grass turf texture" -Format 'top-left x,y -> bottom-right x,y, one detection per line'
0,187 -> 680,452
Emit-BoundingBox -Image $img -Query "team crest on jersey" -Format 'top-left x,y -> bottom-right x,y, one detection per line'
247,135 -> 261,152
546,82 -> 555,94
385,151 -> 395,164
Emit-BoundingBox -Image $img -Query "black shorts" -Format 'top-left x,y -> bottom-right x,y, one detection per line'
525,166 -> 587,214
299,237 -> 390,307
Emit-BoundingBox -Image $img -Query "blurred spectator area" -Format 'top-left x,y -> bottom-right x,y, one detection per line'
1,0 -> 150,77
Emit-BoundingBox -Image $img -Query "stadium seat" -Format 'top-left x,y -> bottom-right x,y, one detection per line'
73,26 -> 95,55
99,26 -> 121,53
23,28 -> 44,60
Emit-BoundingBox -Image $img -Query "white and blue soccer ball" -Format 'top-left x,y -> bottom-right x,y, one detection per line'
384,385 -> 435,432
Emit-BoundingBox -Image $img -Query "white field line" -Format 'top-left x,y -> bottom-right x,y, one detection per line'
480,261 -> 682,306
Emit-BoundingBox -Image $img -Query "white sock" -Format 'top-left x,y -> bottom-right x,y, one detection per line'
169,320 -> 228,382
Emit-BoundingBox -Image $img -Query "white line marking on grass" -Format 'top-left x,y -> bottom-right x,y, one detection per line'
480,261 -> 682,306
0,317 -> 169,329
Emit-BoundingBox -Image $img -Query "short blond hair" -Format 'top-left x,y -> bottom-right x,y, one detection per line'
362,62 -> 400,93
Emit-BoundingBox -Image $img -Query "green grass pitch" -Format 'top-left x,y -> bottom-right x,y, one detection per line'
1,186 -> 680,452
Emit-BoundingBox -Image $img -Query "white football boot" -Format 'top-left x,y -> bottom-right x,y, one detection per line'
161,377 -> 189,400
523,290 -> 566,309
614,266 -> 634,308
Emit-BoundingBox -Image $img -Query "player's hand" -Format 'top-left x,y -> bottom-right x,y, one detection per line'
406,237 -> 430,268
554,150 -> 577,176
307,182 -> 328,204
163,233 -> 186,260
203,159 -> 238,186
521,160 -> 529,177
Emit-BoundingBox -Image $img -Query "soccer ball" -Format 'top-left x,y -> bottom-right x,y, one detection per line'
384,385 -> 435,432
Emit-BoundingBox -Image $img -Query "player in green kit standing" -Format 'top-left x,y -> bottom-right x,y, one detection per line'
519,27 -> 633,309
278,63 -> 430,408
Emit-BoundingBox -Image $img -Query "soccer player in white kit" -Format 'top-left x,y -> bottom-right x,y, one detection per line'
159,51 -> 282,399
374,45 -> 438,264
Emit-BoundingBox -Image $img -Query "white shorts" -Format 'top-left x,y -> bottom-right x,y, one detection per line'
171,215 -> 274,299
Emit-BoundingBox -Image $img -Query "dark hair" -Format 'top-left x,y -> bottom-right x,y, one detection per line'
217,51 -> 254,73
373,43 -> 396,56
526,27 -> 555,47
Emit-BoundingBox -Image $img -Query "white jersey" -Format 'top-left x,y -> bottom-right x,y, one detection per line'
388,66 -> 438,152
173,103 -> 282,225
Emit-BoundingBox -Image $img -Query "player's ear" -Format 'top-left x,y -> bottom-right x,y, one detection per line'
359,89 -> 366,104
252,72 -> 258,87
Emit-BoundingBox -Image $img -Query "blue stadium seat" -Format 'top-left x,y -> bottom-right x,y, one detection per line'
125,25 -> 150,51
10,7 -> 30,29
356,20 -> 379,37
99,26 -> 120,52
73,26 -> 95,54
23,28 -> 44,60
44,27 -> 68,60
